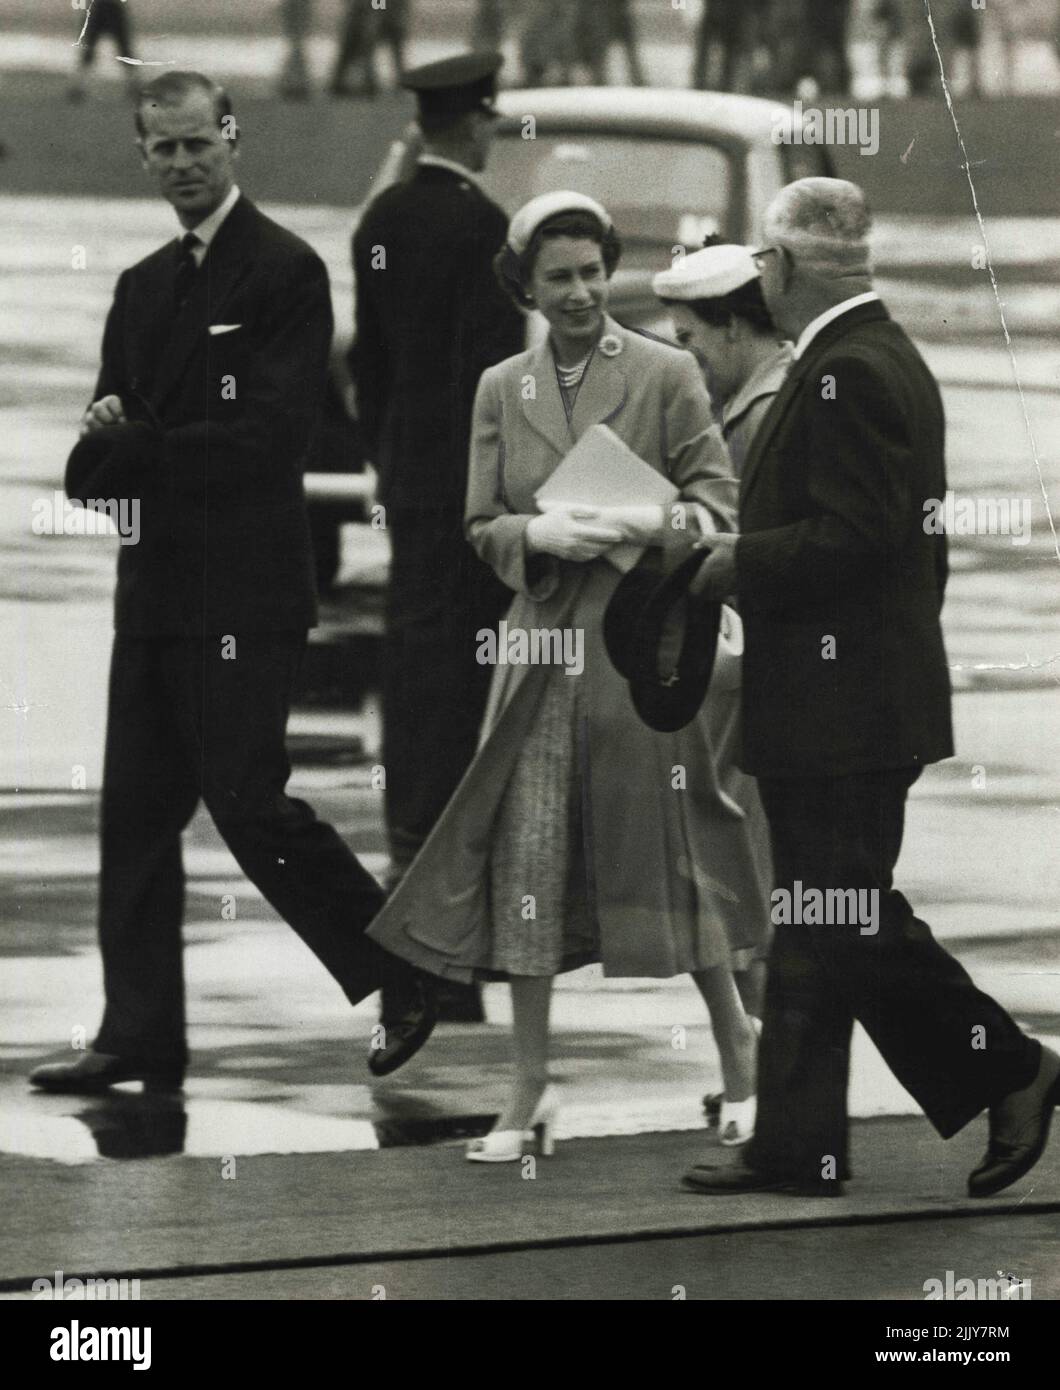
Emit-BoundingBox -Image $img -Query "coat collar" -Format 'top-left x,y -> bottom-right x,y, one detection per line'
176,182 -> 242,261
520,314 -> 630,456
722,341 -> 794,436
791,297 -> 890,372
793,291 -> 881,360
151,194 -> 257,411
416,155 -> 486,195
739,300 -> 890,502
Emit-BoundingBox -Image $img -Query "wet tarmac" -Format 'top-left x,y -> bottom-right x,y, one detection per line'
1,100 -> 1058,1294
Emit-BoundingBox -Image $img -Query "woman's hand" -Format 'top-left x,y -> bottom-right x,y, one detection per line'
589,504 -> 666,546
526,506 -> 625,563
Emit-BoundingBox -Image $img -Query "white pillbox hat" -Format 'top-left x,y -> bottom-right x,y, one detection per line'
652,243 -> 759,301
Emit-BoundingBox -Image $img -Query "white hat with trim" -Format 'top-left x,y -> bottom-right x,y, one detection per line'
507,191 -> 613,255
652,244 -> 759,301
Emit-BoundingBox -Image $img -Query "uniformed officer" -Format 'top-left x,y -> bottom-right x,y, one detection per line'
350,53 -> 525,1054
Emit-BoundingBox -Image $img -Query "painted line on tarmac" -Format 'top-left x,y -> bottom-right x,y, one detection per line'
2,1192 -> 1059,1296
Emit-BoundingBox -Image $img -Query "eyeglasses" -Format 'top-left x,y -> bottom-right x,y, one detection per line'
751,246 -> 781,270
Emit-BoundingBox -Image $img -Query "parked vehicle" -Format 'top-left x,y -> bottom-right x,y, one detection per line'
307,88 -> 832,638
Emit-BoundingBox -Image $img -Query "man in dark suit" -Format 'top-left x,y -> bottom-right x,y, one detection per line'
30,70 -> 433,1095
685,178 -> 1059,1199
351,54 -> 524,1040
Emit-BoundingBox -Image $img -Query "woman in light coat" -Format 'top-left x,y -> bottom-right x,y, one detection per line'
368,192 -> 772,1158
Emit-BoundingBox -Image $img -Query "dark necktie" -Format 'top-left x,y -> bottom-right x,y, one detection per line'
174,231 -> 202,312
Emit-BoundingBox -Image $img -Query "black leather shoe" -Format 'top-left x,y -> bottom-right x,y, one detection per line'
368,983 -> 438,1077
29,1051 -> 184,1095
681,1161 -> 845,1198
968,1046 -> 1060,1198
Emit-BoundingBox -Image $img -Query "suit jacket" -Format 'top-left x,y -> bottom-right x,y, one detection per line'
350,163 -> 525,512
65,195 -> 329,636
735,299 -> 954,777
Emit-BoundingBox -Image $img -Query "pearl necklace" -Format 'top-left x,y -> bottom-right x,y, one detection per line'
556,355 -> 591,389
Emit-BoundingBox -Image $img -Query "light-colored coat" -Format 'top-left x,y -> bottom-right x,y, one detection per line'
721,341 -> 794,479
367,317 -> 772,979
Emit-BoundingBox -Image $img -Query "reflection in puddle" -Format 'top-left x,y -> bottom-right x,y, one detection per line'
3,1089 -> 383,1164
2,1087 -> 500,1161
72,1092 -> 187,1159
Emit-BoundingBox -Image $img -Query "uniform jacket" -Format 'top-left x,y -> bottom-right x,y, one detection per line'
65,195 -> 328,636
735,299 -> 954,777
350,162 -> 525,511
367,318 -> 773,980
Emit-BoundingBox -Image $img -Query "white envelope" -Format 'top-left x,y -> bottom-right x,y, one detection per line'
208,323 -> 242,336
535,423 -> 679,572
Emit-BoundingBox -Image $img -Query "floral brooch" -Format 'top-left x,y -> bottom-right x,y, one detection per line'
599,333 -> 623,358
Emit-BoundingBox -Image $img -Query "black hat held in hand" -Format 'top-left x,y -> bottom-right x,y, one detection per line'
603,547 -> 722,733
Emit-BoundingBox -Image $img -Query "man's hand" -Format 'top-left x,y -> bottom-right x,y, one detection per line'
689,531 -> 739,601
526,506 -> 624,563
79,395 -> 126,437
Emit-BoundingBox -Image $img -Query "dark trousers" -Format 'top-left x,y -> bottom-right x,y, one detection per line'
692,0 -> 748,91
382,509 -> 509,880
80,0 -> 133,63
331,0 -> 408,92
803,0 -> 852,94
95,634 -> 397,1069
746,769 -> 1038,1182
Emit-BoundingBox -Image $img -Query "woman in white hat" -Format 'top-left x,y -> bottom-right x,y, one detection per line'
367,192 -> 772,1160
648,240 -> 793,1070
652,238 -> 794,482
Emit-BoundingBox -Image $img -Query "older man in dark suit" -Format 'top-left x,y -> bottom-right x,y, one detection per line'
351,54 -> 524,1041
685,178 -> 1059,1199
30,70 -> 430,1095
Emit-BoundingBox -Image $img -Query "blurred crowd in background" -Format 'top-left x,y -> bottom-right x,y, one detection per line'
65,0 -> 1060,104
278,0 -> 1060,100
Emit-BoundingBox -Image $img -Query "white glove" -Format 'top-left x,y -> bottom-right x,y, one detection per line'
588,504 -> 666,546
526,506 -> 624,563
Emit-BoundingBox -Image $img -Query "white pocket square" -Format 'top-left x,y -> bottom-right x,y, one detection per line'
208,323 -> 242,336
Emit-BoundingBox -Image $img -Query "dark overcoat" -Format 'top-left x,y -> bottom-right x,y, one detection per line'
349,162 -> 527,866
350,162 -> 525,511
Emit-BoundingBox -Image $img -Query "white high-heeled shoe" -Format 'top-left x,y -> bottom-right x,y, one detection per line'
719,1017 -> 761,1146
719,1094 -> 757,1146
466,1087 -> 559,1163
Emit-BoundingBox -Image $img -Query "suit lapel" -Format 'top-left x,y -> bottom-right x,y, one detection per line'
570,318 -> 629,440
520,337 -> 572,457
519,316 -> 630,458
128,251 -> 183,399
739,301 -> 891,503
151,197 -> 256,413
